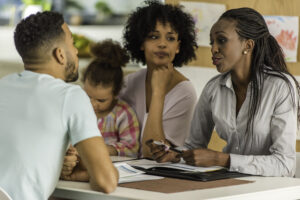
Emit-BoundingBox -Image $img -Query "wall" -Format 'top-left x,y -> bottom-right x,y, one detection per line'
0,25 -> 124,63
166,0 -> 300,75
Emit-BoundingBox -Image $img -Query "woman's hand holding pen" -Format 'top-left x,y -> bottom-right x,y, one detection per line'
146,140 -> 230,167
146,139 -> 181,163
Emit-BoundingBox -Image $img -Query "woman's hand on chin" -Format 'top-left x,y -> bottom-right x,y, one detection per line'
151,62 -> 174,95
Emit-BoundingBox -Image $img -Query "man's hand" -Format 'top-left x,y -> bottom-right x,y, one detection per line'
60,167 -> 89,182
60,146 -> 79,177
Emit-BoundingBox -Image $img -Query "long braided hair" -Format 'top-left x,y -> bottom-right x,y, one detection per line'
219,7 -> 300,138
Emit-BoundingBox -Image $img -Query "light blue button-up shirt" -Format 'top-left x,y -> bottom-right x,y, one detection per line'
185,71 -> 298,177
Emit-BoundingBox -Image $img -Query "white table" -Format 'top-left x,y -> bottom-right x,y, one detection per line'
52,176 -> 300,200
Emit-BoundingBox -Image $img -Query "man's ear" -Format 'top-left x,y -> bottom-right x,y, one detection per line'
53,47 -> 66,65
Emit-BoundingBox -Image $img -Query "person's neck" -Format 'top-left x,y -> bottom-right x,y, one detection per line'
231,69 -> 250,90
231,59 -> 252,88
24,62 -> 65,80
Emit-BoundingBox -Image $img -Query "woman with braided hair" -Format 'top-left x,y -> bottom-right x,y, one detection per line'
150,7 -> 300,177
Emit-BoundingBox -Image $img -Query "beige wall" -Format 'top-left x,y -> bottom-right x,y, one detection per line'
166,0 -> 300,76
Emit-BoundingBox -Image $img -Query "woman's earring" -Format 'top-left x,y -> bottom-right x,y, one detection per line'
243,50 -> 248,55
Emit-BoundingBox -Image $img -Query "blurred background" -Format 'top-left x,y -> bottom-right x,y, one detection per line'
0,0 -> 165,77
0,0 -> 156,26
2,0 -> 300,148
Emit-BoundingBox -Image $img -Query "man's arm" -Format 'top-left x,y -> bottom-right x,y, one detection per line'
75,136 -> 119,193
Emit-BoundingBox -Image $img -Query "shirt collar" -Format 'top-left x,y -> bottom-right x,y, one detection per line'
20,70 -> 55,80
219,72 -> 233,89
219,71 -> 258,91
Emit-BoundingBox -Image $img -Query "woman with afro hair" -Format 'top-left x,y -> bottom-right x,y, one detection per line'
120,0 -> 198,158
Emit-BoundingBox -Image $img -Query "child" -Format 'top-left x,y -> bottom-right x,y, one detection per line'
61,40 -> 140,181
82,39 -> 140,157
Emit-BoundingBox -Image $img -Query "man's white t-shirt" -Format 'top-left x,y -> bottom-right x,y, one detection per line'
0,71 -> 101,200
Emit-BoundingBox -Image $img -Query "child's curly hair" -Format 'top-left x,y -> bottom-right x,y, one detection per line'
82,39 -> 129,95
123,0 -> 198,67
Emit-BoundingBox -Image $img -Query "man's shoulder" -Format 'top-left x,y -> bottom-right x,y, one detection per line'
0,72 -> 20,81
52,82 -> 88,105
10,71 -> 85,99
31,73 -> 83,94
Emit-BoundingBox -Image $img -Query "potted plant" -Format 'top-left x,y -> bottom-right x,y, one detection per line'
22,0 -> 51,18
65,0 -> 84,25
95,1 -> 111,23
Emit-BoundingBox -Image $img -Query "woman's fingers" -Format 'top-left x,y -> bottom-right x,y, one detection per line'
146,139 -> 165,154
153,151 -> 168,162
157,151 -> 180,163
146,139 -> 179,163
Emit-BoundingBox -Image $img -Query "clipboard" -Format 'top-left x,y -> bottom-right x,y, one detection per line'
133,166 -> 250,182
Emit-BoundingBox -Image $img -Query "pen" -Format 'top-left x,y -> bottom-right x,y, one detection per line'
153,141 -> 183,154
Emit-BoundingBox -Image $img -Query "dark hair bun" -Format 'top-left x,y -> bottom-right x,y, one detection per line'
90,39 -> 130,68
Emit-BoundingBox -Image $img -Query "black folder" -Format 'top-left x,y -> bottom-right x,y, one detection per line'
133,166 -> 250,182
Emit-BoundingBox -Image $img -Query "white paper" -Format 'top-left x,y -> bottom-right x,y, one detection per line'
111,156 -> 137,163
264,16 -> 299,62
114,162 -> 164,183
119,174 -> 163,184
114,162 -> 144,178
171,163 -> 223,172
180,1 -> 226,47
126,159 -> 224,172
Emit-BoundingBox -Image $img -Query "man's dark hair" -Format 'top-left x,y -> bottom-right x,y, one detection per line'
14,11 -> 65,62
123,0 -> 198,67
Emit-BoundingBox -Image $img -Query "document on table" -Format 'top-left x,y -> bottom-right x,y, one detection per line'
114,162 -> 163,183
111,156 -> 137,163
126,159 -> 224,172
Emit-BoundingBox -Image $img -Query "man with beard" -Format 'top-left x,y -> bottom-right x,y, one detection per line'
0,11 -> 118,200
